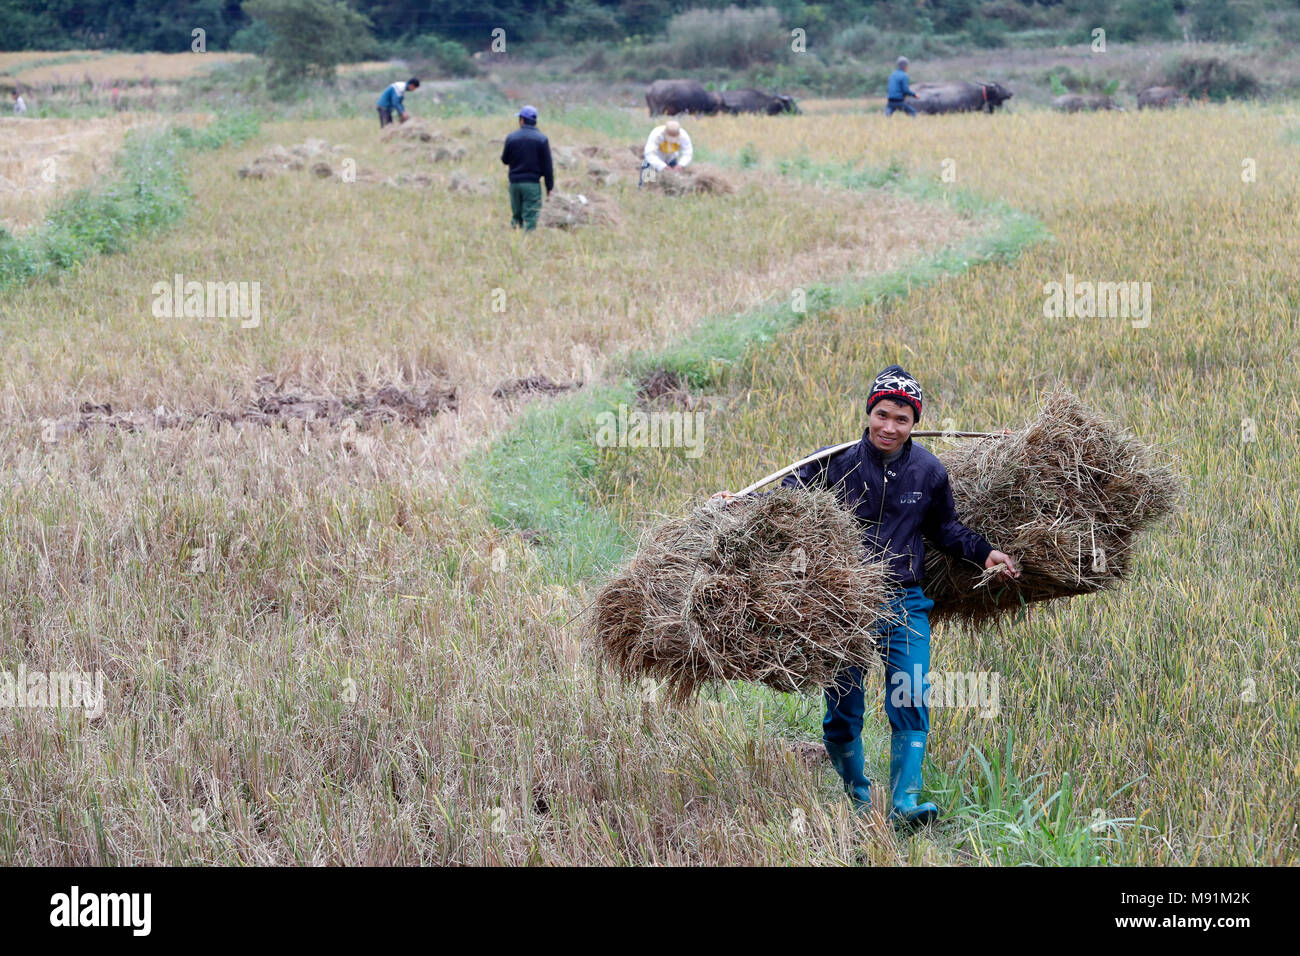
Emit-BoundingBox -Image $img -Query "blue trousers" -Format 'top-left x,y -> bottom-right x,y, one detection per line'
823,585 -> 933,743
885,99 -> 916,117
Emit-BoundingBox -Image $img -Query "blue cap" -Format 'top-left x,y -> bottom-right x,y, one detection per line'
518,105 -> 538,121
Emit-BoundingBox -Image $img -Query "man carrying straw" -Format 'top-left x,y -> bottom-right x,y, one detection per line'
716,366 -> 1019,824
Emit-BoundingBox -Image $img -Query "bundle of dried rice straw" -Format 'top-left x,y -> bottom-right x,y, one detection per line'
926,388 -> 1181,625
540,191 -> 622,228
592,387 -> 1180,701
648,165 -> 738,195
593,487 -> 896,702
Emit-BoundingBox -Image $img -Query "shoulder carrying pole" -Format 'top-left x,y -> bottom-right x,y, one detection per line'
735,431 -> 1000,498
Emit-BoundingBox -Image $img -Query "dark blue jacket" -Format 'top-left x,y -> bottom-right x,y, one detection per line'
501,125 -> 555,192
780,432 -> 993,587
887,69 -> 913,101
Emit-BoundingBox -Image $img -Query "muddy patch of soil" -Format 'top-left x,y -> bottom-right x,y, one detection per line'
41,378 -> 458,440
491,375 -> 582,400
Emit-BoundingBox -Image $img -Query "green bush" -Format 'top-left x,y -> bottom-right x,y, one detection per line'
1108,0 -> 1180,42
976,0 -> 1052,30
553,0 -> 624,42
229,19 -> 275,54
664,5 -> 786,69
241,0 -> 376,88
0,227 -> 50,287
832,22 -> 879,58
1280,13 -> 1300,43
575,46 -> 608,73
831,24 -> 952,63
406,34 -> 478,78
1187,0 -> 1251,43
0,115 -> 259,294
1045,65 -> 1110,95
1164,55 -> 1261,101
964,16 -> 1008,48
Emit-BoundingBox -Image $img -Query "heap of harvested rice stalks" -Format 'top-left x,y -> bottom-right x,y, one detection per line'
540,191 -> 621,228
926,388 -> 1182,625
593,487 -> 896,702
380,120 -> 446,144
647,164 -> 737,196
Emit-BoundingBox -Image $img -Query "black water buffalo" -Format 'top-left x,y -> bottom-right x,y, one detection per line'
912,81 -> 1013,114
645,79 -> 723,116
1053,93 -> 1120,112
1137,86 -> 1188,109
719,88 -> 800,114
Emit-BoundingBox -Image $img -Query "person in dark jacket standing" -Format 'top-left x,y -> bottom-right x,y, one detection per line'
500,105 -> 554,231
714,366 -> 1018,825
886,56 -> 918,117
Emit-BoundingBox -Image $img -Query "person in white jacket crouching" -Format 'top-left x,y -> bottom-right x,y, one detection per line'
640,120 -> 693,187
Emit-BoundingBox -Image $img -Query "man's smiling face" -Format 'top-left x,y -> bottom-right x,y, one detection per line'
868,398 -> 915,453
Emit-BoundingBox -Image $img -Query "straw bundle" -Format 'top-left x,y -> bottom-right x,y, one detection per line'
926,388 -> 1181,625
649,165 -> 737,195
593,487 -> 896,702
540,191 -> 621,228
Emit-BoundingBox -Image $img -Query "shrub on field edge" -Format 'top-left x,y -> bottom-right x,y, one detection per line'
664,5 -> 786,70
0,114 -> 258,293
403,34 -> 478,78
1163,55 -> 1261,101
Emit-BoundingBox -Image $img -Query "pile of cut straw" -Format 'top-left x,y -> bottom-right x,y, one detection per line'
927,388 -> 1181,625
593,487 -> 895,702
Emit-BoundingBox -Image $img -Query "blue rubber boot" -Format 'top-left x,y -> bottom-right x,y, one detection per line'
825,737 -> 872,812
889,731 -> 939,826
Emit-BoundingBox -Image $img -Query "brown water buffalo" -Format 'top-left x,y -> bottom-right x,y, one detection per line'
1053,93 -> 1120,112
912,81 -> 1013,114
1137,86 -> 1188,109
645,79 -> 723,116
719,88 -> 799,114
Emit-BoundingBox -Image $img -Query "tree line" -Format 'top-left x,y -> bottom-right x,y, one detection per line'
5,1 -> 1272,54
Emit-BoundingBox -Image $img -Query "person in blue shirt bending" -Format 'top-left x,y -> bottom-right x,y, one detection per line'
377,77 -> 420,129
886,57 -> 918,117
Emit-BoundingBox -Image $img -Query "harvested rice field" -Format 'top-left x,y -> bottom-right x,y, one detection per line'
0,88 -> 1296,870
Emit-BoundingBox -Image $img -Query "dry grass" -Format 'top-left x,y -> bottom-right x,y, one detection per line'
1,115 -> 968,470
593,488 -> 896,702
10,52 -> 252,87
602,103 -> 1300,864
3,101 -> 1294,865
0,51 -> 99,72
0,109 -> 982,865
0,115 -> 162,230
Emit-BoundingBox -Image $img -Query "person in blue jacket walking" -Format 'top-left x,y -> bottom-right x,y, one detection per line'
714,366 -> 1019,825
886,56 -> 918,117
376,77 -> 420,128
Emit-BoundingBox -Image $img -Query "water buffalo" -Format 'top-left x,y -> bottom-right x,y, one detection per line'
645,79 -> 723,116
719,88 -> 800,115
912,81 -> 1013,114
1137,86 -> 1188,109
1053,94 -> 1120,112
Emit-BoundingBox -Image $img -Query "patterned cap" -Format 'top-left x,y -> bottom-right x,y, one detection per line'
867,365 -> 922,421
